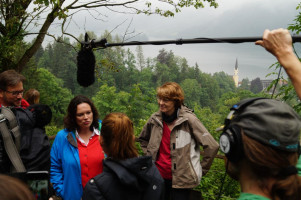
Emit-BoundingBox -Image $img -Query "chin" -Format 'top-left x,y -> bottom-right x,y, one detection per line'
160,108 -> 166,113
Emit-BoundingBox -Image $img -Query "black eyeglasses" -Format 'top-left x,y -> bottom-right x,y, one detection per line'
5,90 -> 24,96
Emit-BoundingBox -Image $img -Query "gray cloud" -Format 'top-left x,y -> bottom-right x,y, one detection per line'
40,0 -> 300,80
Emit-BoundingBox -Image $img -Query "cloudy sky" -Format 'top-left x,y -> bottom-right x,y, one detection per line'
43,0 -> 301,81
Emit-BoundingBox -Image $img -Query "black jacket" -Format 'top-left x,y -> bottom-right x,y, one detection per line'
82,156 -> 164,200
0,106 -> 51,173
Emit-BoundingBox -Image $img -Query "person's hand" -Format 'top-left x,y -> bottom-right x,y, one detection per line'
255,28 -> 293,58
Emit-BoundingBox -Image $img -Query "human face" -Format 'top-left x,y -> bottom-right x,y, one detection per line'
75,103 -> 93,131
0,82 -> 24,107
157,97 -> 175,116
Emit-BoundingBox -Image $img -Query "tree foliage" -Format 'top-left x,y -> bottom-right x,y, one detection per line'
0,0 -> 218,72
250,77 -> 263,94
239,78 -> 250,90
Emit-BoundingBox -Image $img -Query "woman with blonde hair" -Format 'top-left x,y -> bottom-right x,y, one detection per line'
83,112 -> 164,200
139,82 -> 219,200
24,89 -> 40,105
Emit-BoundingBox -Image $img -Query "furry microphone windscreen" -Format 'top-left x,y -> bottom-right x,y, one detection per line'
77,48 -> 96,87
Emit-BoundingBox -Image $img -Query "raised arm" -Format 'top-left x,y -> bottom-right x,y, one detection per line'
255,28 -> 301,99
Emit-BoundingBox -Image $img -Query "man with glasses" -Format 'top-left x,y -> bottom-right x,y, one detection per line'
0,70 -> 44,173
0,70 -> 28,108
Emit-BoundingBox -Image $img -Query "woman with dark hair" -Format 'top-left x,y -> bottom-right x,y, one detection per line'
82,112 -> 164,200
139,82 -> 219,200
50,95 -> 105,200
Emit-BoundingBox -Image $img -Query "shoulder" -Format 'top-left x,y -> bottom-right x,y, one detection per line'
180,106 -> 198,120
83,178 -> 106,200
53,129 -> 70,143
86,172 -> 117,196
147,111 -> 161,123
56,129 -> 69,137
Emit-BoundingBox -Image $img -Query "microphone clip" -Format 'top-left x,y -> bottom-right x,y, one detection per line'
80,33 -> 108,50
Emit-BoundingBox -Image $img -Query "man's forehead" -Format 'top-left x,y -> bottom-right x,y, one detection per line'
6,82 -> 23,90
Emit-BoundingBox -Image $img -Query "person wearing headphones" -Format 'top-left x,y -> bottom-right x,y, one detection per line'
219,98 -> 301,200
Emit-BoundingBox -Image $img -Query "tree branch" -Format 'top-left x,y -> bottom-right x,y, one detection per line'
16,2 -> 64,71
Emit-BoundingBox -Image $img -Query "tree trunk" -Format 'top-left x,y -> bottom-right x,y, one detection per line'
16,5 -> 60,72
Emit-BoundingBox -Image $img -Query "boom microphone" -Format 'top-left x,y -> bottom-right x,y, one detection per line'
77,33 -> 107,87
76,47 -> 95,87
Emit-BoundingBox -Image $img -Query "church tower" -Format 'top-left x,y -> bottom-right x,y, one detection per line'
233,58 -> 239,87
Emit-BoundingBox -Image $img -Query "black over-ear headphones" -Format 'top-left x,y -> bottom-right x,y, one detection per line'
219,97 -> 268,163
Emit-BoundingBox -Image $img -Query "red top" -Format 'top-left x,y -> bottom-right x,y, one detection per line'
155,122 -> 172,180
21,99 -> 30,108
77,134 -> 104,188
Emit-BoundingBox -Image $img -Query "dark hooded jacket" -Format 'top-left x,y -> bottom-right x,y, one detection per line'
82,156 -> 164,200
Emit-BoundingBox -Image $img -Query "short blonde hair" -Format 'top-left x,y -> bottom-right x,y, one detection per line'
157,82 -> 184,108
24,89 -> 40,105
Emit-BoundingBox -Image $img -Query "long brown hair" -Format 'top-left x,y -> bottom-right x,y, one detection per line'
242,133 -> 301,200
101,112 -> 138,160
0,174 -> 35,200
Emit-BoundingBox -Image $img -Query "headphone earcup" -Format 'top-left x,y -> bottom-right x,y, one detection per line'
220,125 -> 243,163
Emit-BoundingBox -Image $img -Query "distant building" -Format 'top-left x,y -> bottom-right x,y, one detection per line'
261,80 -> 273,91
261,79 -> 288,94
233,59 -> 239,87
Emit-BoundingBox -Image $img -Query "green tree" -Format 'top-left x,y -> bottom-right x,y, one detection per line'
250,77 -> 263,94
180,79 -> 202,108
0,0 -> 217,72
199,72 -> 220,111
153,62 -> 172,86
239,78 -> 250,90
126,84 -> 157,124
26,68 -> 73,126
39,38 -> 78,93
213,71 -> 236,96
92,84 -> 131,119
136,46 -> 145,72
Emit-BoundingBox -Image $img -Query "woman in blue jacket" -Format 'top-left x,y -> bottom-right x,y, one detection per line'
50,95 -> 104,200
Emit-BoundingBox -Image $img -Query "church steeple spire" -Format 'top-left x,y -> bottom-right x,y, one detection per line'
235,58 -> 238,70
233,58 -> 239,87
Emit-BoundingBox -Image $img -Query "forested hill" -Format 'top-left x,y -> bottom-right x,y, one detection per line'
24,33 -> 267,131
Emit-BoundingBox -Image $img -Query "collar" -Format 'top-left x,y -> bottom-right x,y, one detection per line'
75,127 -> 100,146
